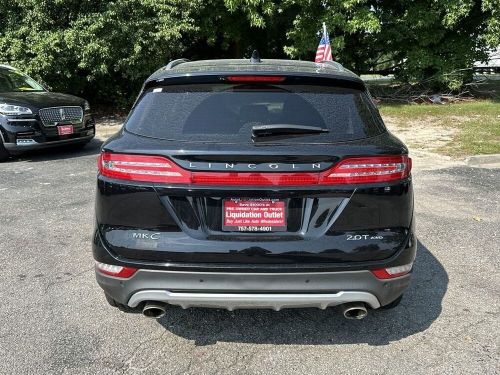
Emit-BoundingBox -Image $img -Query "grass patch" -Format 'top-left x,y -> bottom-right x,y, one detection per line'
379,100 -> 500,156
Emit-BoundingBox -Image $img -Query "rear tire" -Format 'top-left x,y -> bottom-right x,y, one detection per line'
380,295 -> 403,309
0,140 -> 10,162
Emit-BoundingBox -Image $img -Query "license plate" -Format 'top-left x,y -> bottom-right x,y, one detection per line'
222,198 -> 286,232
57,125 -> 74,136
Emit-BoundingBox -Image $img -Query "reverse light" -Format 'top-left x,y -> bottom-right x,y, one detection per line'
95,262 -> 138,278
0,103 -> 32,115
371,263 -> 413,279
226,75 -> 286,83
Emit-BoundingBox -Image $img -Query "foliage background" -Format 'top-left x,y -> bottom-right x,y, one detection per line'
0,0 -> 498,105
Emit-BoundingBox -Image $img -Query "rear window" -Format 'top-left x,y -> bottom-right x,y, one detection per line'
125,84 -> 385,143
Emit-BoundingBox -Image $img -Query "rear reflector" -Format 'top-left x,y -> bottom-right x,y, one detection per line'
226,75 -> 286,83
99,153 -> 411,186
371,263 -> 413,279
95,262 -> 138,278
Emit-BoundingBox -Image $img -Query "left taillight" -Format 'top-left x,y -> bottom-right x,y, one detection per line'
95,262 -> 138,278
98,152 -> 190,183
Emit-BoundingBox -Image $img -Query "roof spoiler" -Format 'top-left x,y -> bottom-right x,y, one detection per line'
164,58 -> 190,70
318,60 -> 346,71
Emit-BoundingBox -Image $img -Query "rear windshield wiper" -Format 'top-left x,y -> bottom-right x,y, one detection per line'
252,124 -> 330,138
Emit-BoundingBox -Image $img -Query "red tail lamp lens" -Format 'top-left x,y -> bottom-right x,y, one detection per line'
98,152 -> 190,183
320,156 -> 411,184
191,172 -> 318,186
98,153 -> 411,186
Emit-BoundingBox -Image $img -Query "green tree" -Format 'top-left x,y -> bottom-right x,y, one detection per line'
0,0 -> 201,105
225,0 -> 500,90
0,0 -> 498,104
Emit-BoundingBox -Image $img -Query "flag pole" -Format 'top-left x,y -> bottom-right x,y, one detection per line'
323,22 -> 327,37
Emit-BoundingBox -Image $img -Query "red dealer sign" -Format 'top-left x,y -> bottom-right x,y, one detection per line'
222,198 -> 286,232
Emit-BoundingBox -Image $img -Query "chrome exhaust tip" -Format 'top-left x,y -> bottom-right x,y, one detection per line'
142,302 -> 166,319
341,302 -> 368,320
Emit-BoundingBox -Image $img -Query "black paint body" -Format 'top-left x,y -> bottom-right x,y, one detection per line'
94,59 -> 416,275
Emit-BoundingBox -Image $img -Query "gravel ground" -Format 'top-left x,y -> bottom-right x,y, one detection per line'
0,133 -> 499,375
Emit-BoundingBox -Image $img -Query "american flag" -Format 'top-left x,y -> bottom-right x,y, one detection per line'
315,23 -> 333,63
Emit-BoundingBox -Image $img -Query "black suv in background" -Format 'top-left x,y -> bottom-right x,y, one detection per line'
0,65 -> 95,161
94,56 -> 415,320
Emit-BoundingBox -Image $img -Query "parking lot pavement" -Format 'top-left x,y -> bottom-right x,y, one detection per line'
0,140 -> 498,375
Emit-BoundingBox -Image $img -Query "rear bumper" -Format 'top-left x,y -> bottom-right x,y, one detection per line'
96,268 -> 411,310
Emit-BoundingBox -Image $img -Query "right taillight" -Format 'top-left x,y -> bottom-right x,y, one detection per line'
319,155 -> 411,184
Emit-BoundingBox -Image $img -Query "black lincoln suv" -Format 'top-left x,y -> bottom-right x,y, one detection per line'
94,56 -> 415,320
0,65 -> 95,161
